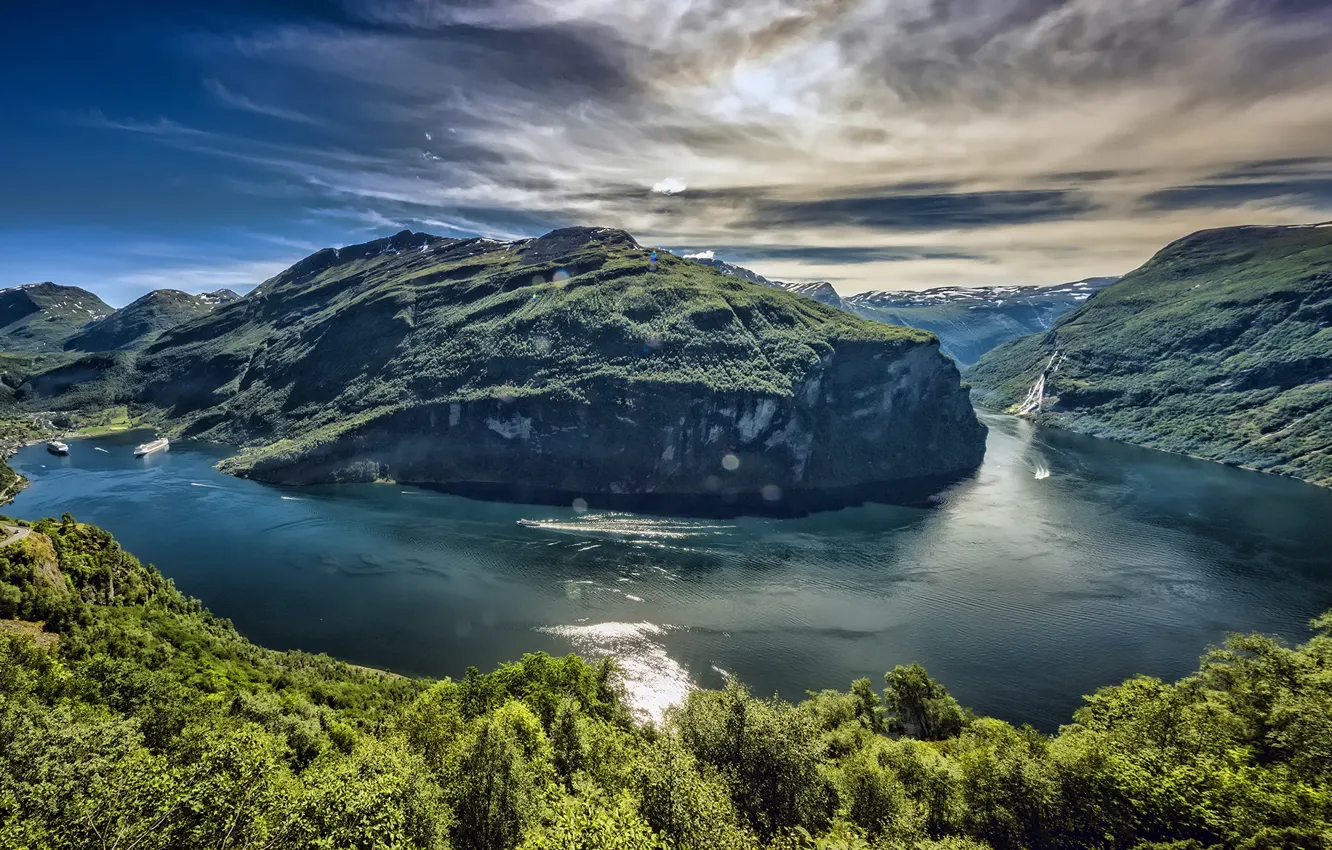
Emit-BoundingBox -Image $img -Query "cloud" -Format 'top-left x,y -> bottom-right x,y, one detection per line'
79,0 -> 1332,292
683,249 -> 714,260
113,259 -> 291,296
652,177 -> 688,195
203,79 -> 323,125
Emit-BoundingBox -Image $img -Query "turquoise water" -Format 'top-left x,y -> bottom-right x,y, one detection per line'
10,412 -> 1332,727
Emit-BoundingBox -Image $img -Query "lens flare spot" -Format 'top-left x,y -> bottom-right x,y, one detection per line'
721,454 -> 740,471
572,497 -> 589,513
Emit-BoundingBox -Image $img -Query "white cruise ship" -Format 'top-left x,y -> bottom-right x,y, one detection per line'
134,437 -> 169,458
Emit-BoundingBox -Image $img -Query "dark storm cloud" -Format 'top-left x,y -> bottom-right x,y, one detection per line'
1143,179 -> 1332,212
746,190 -> 1095,231
679,246 -> 987,265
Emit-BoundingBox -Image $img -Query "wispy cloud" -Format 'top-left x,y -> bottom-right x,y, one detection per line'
81,0 -> 1332,290
203,78 -> 324,125
113,259 -> 292,295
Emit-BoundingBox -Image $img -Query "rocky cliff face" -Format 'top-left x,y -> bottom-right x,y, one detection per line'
229,339 -> 983,511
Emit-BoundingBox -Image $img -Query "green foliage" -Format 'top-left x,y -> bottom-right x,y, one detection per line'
1,517 -> 1331,848
967,225 -> 1332,487
884,663 -> 971,740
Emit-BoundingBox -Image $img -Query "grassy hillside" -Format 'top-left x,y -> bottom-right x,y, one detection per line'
0,283 -> 112,352
967,226 -> 1332,486
133,228 -> 929,441
65,289 -> 238,352
0,517 -> 1329,848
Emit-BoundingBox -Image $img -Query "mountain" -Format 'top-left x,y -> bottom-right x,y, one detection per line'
844,279 -> 1119,365
68,227 -> 985,510
64,288 -> 242,352
684,256 -> 1116,364
0,283 -> 113,351
784,280 -> 845,308
966,224 -> 1332,487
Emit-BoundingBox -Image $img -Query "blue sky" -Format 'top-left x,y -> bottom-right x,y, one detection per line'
4,0 -> 1332,304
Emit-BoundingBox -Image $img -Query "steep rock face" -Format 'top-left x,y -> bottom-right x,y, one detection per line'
118,227 -> 985,510
0,283 -> 113,351
231,342 -> 982,503
967,225 -> 1332,487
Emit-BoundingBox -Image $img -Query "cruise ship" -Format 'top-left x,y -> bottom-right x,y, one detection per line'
46,440 -> 69,455
134,437 -> 169,458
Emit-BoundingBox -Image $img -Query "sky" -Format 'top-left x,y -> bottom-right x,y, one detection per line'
3,0 -> 1332,305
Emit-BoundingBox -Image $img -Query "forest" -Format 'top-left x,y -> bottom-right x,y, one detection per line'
0,514 -> 1329,849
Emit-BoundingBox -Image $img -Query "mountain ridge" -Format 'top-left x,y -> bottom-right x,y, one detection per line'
686,256 -> 1118,364
0,283 -> 113,351
65,288 -> 242,352
966,223 -> 1332,487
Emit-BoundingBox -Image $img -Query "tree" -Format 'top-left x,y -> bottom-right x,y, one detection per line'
453,701 -> 555,850
518,789 -> 663,850
883,664 -> 969,741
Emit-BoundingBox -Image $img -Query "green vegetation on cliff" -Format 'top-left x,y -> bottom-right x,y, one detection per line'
967,225 -> 1332,486
1,519 -> 1330,849
132,228 -> 929,442
4,229 -> 982,497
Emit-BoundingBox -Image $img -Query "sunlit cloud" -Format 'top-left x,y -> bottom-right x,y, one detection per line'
652,178 -> 688,195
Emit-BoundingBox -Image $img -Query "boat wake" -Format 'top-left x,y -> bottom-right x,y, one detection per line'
1034,462 -> 1051,480
516,513 -> 733,543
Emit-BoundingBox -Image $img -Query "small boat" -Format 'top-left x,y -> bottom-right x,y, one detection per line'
46,441 -> 69,456
134,437 -> 170,458
516,519 -> 543,528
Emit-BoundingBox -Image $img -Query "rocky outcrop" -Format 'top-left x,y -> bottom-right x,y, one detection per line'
229,340 -> 984,512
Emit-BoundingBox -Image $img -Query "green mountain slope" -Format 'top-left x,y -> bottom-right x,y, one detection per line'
0,283 -> 112,351
65,288 -> 241,352
2,515 -> 1330,848
110,227 -> 984,506
967,225 -> 1332,486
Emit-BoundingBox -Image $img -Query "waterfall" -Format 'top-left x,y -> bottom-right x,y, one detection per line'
1017,351 -> 1060,416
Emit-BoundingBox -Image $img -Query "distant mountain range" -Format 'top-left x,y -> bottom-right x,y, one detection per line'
0,285 -> 240,353
66,288 -> 240,352
0,283 -> 114,351
686,257 -> 1117,364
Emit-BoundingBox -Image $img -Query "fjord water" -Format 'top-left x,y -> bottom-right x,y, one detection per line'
10,412 -> 1332,728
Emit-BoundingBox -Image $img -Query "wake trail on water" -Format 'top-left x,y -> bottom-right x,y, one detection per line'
94,447 -> 109,453
516,513 -> 734,544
